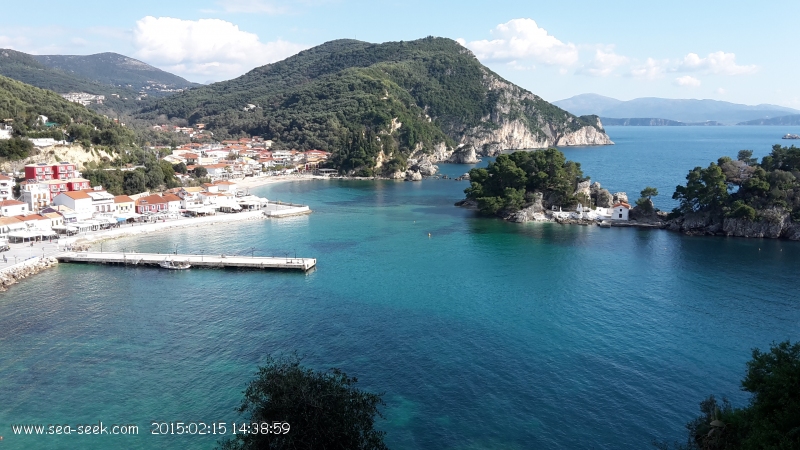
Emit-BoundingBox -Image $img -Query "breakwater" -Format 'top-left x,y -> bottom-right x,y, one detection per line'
0,256 -> 59,292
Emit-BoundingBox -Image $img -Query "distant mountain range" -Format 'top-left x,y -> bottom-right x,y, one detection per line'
554,93 -> 800,125
738,114 -> 800,126
0,48 -> 196,114
33,53 -> 197,93
600,117 -> 725,126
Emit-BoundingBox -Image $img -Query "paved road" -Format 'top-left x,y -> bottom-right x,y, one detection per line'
0,239 -> 63,268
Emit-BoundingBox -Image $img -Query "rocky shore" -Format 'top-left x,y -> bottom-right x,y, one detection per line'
0,257 -> 59,292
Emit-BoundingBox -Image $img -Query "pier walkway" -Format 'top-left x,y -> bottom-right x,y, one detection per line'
56,251 -> 316,271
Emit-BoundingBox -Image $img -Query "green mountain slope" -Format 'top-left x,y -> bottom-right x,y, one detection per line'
0,75 -> 135,159
140,37 -> 612,174
34,53 -> 197,95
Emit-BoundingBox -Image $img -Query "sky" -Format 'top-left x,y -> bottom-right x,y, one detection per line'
2,0 -> 799,108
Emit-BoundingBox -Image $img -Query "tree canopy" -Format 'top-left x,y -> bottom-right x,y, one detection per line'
218,354 -> 388,450
672,145 -> 800,222
465,149 -> 585,216
661,340 -> 800,450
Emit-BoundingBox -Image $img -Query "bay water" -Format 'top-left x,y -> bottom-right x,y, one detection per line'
1,126 -> 799,449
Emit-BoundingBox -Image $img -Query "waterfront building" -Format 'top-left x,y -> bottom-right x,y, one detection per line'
41,205 -> 78,223
0,216 -> 24,237
213,180 -> 238,195
0,199 -> 28,217
86,190 -> 116,214
612,202 -> 631,221
114,196 -> 135,214
162,194 -> 182,213
135,195 -> 168,214
52,191 -> 93,221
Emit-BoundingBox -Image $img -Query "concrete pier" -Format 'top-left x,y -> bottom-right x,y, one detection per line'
56,251 -> 316,271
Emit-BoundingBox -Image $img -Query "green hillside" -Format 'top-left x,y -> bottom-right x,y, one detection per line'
140,37 -> 605,174
0,48 -> 150,115
34,53 -> 198,95
0,75 -> 135,160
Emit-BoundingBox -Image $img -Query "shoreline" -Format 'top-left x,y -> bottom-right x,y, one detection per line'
68,210 -> 269,248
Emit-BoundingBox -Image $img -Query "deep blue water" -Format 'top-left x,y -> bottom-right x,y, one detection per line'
1,126 -> 799,449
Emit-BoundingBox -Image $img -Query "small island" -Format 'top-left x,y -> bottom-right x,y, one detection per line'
455,148 -> 661,226
458,145 -> 800,241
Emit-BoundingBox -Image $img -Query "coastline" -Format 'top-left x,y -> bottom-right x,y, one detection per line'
235,174 -> 328,189
67,210 -> 269,248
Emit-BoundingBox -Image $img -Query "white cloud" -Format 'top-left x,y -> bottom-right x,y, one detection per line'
457,18 -> 578,67
132,16 -> 307,81
630,58 -> 669,80
716,87 -> 726,94
577,49 -> 629,77
674,75 -> 701,87
678,51 -> 757,75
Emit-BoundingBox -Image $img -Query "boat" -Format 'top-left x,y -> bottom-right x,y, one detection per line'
159,259 -> 191,270
782,134 -> 800,140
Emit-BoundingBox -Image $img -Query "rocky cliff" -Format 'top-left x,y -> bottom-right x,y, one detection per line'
667,208 -> 800,240
454,75 -> 613,156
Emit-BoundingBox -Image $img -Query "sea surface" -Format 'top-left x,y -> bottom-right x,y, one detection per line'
1,126 -> 799,449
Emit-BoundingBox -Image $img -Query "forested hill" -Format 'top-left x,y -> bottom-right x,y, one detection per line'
34,53 -> 198,94
0,75 -> 135,159
139,37 -> 611,175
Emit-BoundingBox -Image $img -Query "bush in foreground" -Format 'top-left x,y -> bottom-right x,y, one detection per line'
218,354 -> 388,450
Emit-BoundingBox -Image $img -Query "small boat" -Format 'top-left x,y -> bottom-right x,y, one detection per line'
159,259 -> 191,270
782,134 -> 800,140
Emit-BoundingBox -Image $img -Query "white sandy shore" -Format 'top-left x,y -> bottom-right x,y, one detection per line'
235,174 -> 327,189
66,210 -> 268,247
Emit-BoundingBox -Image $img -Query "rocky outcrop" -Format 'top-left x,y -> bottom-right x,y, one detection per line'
574,180 -> 591,198
508,193 -> 548,223
416,160 -> 438,176
447,145 -> 480,164
452,74 -> 613,157
666,208 -> 800,240
0,257 -> 58,292
405,170 -> 422,181
591,182 -> 613,208
388,170 -> 405,180
612,192 -> 629,204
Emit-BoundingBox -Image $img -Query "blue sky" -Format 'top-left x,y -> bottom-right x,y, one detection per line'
3,0 -> 799,108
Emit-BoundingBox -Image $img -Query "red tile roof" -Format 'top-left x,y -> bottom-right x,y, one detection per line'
0,199 -> 25,206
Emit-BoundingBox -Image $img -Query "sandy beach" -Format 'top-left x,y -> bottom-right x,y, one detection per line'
63,210 -> 269,248
235,173 -> 328,189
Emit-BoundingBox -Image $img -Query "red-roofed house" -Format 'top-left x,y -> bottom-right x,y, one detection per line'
135,195 -> 168,214
53,191 -> 93,220
612,202 -> 631,221
0,199 -> 28,217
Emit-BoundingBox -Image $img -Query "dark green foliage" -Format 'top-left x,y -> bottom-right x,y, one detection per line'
641,186 -> 659,199
0,48 -> 145,115
674,145 -> 800,222
141,38 -> 602,173
218,354 -> 388,450
0,74 -> 135,158
0,137 -> 33,159
81,168 -> 124,195
737,150 -> 757,166
193,166 -> 208,178
465,149 -> 584,216
635,186 -> 659,213
123,170 -> 146,194
664,341 -> 800,450
172,162 -> 187,174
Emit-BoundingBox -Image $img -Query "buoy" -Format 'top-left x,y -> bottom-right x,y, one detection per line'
428,233 -> 431,237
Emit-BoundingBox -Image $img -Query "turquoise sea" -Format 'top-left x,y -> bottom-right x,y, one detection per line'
1,126 -> 800,449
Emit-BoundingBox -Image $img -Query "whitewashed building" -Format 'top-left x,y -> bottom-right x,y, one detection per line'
53,191 -> 93,221
612,202 -> 631,221
0,199 -> 28,217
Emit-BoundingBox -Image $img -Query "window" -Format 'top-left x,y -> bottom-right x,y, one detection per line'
619,214 -> 622,218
